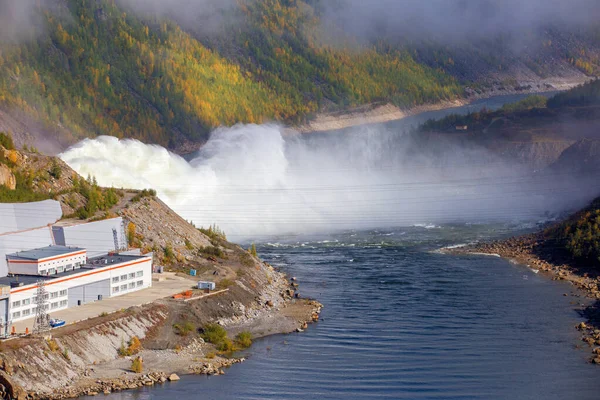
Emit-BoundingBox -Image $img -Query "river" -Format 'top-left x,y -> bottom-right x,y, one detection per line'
87,225 -> 600,400
80,92 -> 600,399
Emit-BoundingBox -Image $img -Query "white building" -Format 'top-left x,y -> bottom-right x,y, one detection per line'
0,203 -> 153,330
2,246 -> 153,324
0,227 -> 55,277
6,246 -> 87,276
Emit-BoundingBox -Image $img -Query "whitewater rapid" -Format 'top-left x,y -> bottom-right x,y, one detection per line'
60,123 -> 592,239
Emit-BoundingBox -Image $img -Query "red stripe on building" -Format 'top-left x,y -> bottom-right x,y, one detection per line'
11,258 -> 151,294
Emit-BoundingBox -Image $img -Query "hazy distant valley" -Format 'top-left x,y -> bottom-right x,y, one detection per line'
0,0 -> 599,154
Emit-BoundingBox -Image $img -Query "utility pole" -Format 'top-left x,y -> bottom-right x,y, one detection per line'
33,280 -> 50,334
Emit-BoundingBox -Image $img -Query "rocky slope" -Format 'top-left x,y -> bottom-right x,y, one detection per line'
0,142 -> 323,399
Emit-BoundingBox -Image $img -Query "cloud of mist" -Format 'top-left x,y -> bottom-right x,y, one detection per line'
318,0 -> 600,45
59,123 -> 596,239
0,0 -> 44,43
116,0 -> 239,37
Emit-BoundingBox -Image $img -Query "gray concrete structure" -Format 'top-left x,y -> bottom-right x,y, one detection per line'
0,200 -> 62,235
52,218 -> 127,257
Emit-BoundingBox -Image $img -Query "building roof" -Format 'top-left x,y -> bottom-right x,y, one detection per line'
0,253 -> 151,288
6,245 -> 85,261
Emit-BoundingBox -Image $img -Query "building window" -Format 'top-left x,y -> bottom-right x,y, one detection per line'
12,300 -> 21,308
48,268 -> 56,275
120,284 -> 127,291
23,298 -> 31,306
120,274 -> 127,281
113,286 -> 120,293
50,292 -> 58,299
51,302 -> 59,310
22,309 -> 31,316
128,282 -> 135,289
40,270 -> 47,275
128,273 -> 136,279
112,277 -> 119,284
59,290 -> 67,297
57,266 -> 64,273
12,311 -> 20,319
136,271 -> 143,277
59,300 -> 68,307
136,280 -> 143,287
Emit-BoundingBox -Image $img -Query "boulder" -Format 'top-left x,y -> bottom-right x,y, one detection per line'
0,164 -> 16,190
168,373 -> 180,382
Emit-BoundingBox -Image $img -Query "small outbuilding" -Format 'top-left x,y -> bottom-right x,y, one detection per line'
197,281 -> 216,291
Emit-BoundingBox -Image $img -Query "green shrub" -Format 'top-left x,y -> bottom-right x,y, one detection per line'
201,323 -> 227,344
0,132 -> 15,150
131,188 -> 157,202
217,337 -> 234,352
248,243 -> 257,257
199,224 -> 227,241
163,243 -> 174,259
234,331 -> 253,349
49,161 -> 62,179
131,357 -> 143,373
198,245 -> 224,258
118,336 -> 142,356
46,339 -> 60,352
173,321 -> 196,336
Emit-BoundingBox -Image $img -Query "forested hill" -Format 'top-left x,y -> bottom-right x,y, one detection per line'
0,0 -> 598,152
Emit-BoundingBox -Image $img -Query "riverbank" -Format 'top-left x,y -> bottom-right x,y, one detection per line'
295,75 -> 591,134
441,232 -> 600,364
0,267 -> 322,400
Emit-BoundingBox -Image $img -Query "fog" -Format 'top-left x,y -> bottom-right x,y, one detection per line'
116,0 -> 239,37
59,123 -> 595,239
318,0 -> 600,45
0,0 -> 44,43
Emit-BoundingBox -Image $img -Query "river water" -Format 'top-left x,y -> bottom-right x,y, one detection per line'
89,225 -> 600,400
82,92 -> 600,399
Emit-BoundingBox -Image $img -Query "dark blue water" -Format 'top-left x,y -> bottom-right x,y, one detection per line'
89,224 -> 600,400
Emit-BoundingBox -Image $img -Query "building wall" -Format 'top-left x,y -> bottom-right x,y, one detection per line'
0,228 -> 54,278
68,279 -> 110,307
9,256 -> 152,322
7,250 -> 87,276
52,218 -> 127,257
0,200 -> 62,235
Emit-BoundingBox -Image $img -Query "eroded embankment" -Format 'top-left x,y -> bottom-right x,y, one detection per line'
0,260 -> 322,399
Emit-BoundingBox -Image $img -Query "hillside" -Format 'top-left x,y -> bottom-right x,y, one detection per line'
0,0 -> 598,153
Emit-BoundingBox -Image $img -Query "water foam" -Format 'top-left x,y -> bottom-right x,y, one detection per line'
60,123 -> 593,239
